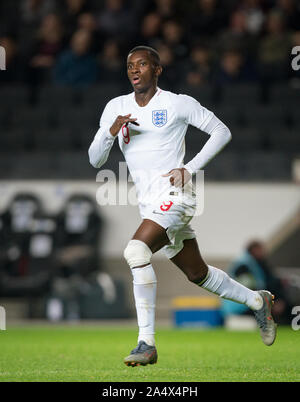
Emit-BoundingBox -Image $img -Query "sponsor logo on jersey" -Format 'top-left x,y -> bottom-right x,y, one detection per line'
152,110 -> 167,127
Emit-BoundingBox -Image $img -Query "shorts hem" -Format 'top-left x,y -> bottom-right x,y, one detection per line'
163,233 -> 196,259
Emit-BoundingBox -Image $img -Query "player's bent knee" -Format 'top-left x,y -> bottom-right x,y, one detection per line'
186,265 -> 209,284
123,239 -> 152,269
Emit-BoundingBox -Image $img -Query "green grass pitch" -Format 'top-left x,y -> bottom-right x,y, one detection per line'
0,325 -> 299,382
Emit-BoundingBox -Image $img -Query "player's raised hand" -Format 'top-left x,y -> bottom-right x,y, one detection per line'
162,168 -> 191,188
109,114 -> 139,136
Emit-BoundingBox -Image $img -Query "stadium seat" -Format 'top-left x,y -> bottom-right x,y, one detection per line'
270,84 -> 300,108
186,127 -> 210,151
0,128 -> 30,151
202,151 -> 242,181
0,193 -> 56,298
267,129 -> 300,152
290,108 -> 300,129
214,104 -> 247,128
31,127 -> 76,151
0,106 -> 13,131
219,84 -> 261,107
12,106 -> 60,131
1,85 -> 29,108
242,104 -> 290,130
228,127 -> 263,151
82,83 -> 123,111
247,152 -> 291,180
56,152 -> 97,178
77,127 -> 98,149
175,84 -> 214,108
38,86 -> 85,108
0,80 -> 296,181
58,107 -> 99,132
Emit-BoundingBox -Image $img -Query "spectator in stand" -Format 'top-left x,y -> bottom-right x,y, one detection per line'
183,43 -> 213,87
215,49 -> 258,85
154,41 -> 181,88
217,9 -> 258,58
161,19 -> 189,60
20,0 -> 56,26
188,0 -> 228,40
98,39 -> 125,83
58,0 -> 92,40
97,0 -> 135,42
77,11 -> 97,33
54,29 -> 98,87
27,14 -> 65,86
239,0 -> 265,35
77,12 -> 105,53
136,12 -> 162,48
18,0 -> 57,54
275,0 -> 300,31
153,0 -> 181,20
0,0 -> 299,91
258,10 -> 292,82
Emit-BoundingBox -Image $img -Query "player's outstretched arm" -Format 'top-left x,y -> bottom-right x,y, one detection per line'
174,94 -> 231,175
184,115 -> 232,175
89,124 -> 117,168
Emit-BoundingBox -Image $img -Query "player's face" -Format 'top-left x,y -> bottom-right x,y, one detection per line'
127,51 -> 161,92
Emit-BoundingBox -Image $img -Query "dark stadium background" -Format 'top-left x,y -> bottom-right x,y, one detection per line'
0,0 -> 299,327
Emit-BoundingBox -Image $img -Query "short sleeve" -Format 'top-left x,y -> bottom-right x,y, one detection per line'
175,94 -> 214,131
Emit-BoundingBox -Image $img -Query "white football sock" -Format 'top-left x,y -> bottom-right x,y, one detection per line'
199,265 -> 263,311
131,264 -> 157,346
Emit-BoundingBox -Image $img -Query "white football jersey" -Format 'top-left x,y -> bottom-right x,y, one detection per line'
89,88 -> 216,206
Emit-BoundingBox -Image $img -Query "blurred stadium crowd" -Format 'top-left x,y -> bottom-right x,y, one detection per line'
0,0 -> 299,180
1,0 -> 300,87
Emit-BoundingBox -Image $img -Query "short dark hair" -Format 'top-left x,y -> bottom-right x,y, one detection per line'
128,45 -> 160,66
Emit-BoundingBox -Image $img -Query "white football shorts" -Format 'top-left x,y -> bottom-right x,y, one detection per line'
139,189 -> 197,259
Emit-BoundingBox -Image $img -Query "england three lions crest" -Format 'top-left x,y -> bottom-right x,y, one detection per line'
152,110 -> 167,127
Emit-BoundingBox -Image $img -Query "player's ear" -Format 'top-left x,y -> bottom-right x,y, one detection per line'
155,65 -> 162,78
